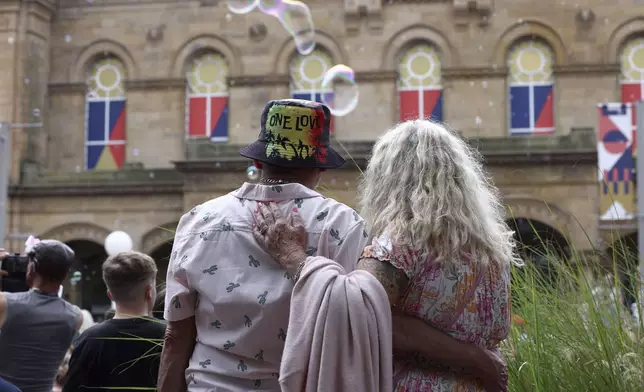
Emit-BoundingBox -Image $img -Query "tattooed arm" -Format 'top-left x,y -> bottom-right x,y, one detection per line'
356,257 -> 505,391
158,317 -> 197,392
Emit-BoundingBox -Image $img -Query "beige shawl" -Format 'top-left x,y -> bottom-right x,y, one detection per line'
279,256 -> 393,392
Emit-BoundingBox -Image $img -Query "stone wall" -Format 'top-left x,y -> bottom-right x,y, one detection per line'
4,0 -> 642,255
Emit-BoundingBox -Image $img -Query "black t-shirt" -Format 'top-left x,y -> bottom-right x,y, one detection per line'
62,317 -> 166,391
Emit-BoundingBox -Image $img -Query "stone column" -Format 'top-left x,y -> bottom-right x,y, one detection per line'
17,0 -> 56,181
1,0 -> 55,249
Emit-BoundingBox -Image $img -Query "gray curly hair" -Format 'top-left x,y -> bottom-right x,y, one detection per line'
358,120 -> 521,267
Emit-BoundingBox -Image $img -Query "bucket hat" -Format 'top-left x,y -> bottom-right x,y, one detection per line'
240,99 -> 345,169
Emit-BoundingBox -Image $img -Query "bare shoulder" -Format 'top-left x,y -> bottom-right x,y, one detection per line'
357,257 -> 409,305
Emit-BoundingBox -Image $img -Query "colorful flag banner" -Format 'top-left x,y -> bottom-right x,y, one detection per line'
597,103 -> 635,220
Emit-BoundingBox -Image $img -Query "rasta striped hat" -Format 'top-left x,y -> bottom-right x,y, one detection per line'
240,99 -> 345,169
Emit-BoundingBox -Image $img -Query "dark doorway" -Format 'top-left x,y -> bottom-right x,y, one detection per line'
507,218 -> 571,285
607,233 -> 638,311
66,240 -> 110,319
149,240 -> 173,287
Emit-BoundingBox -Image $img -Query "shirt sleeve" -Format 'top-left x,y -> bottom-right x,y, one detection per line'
61,334 -> 93,392
164,233 -> 198,322
330,220 -> 370,273
361,234 -> 418,279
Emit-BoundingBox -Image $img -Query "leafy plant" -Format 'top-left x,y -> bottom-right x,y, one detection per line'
504,248 -> 644,392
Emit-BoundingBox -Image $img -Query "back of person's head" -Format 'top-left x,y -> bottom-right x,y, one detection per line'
259,162 -> 323,189
359,120 -> 522,267
102,252 -> 157,308
28,240 -> 75,283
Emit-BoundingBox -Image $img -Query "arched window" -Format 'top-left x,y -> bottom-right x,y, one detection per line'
186,52 -> 229,142
290,48 -> 334,132
85,57 -> 127,171
620,37 -> 644,103
620,37 -> 644,143
397,43 -> 443,122
507,39 -> 555,135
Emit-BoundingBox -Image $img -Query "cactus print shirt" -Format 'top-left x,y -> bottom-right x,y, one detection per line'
362,234 -> 511,392
164,182 -> 369,391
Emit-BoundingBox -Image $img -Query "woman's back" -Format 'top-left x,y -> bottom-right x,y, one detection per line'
363,235 -> 511,391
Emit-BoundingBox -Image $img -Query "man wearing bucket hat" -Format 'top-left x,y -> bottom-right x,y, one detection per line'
0,240 -> 83,392
159,99 -> 368,391
159,99 -> 506,391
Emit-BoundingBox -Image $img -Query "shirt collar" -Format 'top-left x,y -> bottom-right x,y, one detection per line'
231,182 -> 324,201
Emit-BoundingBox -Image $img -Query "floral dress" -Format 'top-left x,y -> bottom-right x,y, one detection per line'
361,235 -> 511,392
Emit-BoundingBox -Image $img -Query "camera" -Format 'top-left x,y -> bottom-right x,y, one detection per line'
1,253 -> 30,293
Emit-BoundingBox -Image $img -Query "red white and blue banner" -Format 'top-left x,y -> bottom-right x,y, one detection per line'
398,88 -> 443,122
509,83 -> 554,135
85,98 -> 126,170
187,94 -> 229,142
597,103 -> 635,221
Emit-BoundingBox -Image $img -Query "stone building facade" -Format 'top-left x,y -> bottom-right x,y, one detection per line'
2,0 -> 642,313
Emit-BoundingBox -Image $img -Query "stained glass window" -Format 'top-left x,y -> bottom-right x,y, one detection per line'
186,52 -> 229,142
85,58 -> 127,170
398,43 -> 443,122
507,40 -> 555,135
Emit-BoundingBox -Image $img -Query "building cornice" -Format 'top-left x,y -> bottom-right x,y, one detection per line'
172,151 -> 597,173
46,63 -> 620,94
9,181 -> 184,197
554,63 -> 620,75
9,129 -> 598,196
444,67 -> 507,79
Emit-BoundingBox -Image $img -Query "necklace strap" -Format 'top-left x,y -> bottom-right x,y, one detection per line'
260,178 -> 290,185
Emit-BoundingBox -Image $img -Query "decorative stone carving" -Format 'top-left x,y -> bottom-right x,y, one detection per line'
344,0 -> 383,35
452,0 -> 492,28
146,24 -> 166,44
249,23 -> 268,42
40,222 -> 111,245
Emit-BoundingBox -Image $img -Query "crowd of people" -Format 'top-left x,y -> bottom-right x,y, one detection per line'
0,98 -> 519,391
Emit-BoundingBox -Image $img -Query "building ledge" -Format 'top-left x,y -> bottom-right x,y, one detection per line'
179,127 -> 598,169
10,166 -> 184,197
9,129 -> 598,194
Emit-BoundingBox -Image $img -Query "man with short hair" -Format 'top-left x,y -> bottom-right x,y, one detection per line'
159,99 -> 508,392
0,241 -> 83,392
62,251 -> 166,391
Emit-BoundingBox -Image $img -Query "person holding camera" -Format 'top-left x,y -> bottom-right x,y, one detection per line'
0,241 -> 83,392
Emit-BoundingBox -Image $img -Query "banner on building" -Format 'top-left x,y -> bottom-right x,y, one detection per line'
597,103 -> 635,221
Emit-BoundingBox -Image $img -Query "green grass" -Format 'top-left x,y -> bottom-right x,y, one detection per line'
504,250 -> 644,392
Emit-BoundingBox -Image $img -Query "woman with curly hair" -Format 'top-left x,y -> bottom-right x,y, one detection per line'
254,119 -> 520,391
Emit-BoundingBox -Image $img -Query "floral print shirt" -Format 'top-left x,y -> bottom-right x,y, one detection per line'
362,234 -> 511,392
164,182 -> 368,391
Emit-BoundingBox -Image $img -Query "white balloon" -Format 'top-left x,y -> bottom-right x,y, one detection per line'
104,231 -> 133,256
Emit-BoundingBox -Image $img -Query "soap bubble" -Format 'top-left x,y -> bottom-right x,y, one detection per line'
227,0 -> 259,14
246,165 -> 260,181
7,36 -> 14,45
64,34 -> 72,43
258,0 -> 315,55
475,116 -> 482,125
132,148 -> 140,157
320,64 -> 359,117
32,108 -> 40,117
